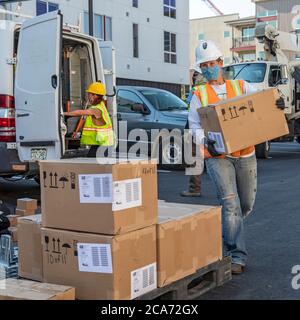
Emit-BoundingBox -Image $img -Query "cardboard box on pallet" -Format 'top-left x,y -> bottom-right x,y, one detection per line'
157,202 -> 222,288
198,88 -> 289,154
0,279 -> 75,300
17,198 -> 37,212
41,226 -> 157,300
40,158 -> 157,235
18,215 -> 43,282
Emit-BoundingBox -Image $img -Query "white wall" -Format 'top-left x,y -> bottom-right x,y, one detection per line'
11,0 -> 190,86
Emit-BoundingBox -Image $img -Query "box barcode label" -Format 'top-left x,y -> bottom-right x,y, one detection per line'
78,174 -> 113,204
77,243 -> 113,274
113,178 -> 142,212
131,263 -> 157,299
208,132 -> 225,153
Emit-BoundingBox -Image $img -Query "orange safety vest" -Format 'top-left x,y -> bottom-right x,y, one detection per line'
193,80 -> 255,159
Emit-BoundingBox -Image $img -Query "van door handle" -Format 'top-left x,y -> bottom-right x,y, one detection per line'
17,113 -> 30,118
51,75 -> 58,89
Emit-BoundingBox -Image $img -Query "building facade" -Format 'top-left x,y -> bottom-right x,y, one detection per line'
253,0 -> 300,33
252,0 -> 300,59
2,0 -> 190,96
226,16 -> 257,63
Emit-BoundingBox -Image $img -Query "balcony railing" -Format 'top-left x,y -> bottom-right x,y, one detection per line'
233,37 -> 256,49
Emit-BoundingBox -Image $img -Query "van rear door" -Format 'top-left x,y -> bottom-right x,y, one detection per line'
15,11 -> 63,162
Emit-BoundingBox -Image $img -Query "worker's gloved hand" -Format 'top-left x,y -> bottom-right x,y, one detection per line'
276,97 -> 286,110
206,138 -> 221,157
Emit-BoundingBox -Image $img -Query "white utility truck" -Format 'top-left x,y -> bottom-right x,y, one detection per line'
0,10 -> 116,179
223,24 -> 300,158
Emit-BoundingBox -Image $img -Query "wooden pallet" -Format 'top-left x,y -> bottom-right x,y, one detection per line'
137,257 -> 232,300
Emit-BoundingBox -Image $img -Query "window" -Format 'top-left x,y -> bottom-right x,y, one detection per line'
84,13 -> 112,41
224,31 -> 230,38
257,10 -> 278,18
94,14 -> 104,40
242,27 -> 255,41
164,31 -> 177,64
105,16 -> 112,41
164,0 -> 176,19
241,53 -> 256,61
36,0 -> 58,16
133,0 -> 138,8
133,23 -> 139,58
269,65 -> 282,87
198,33 -> 205,40
223,63 -> 267,83
117,90 -> 144,113
140,89 -> 187,111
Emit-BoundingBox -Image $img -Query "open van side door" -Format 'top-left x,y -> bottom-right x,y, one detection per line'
15,11 -> 63,162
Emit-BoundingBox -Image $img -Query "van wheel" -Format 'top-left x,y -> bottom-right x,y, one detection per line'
255,141 -> 271,159
159,136 -> 185,170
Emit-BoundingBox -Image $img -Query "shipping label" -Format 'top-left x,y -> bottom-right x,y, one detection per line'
77,243 -> 113,274
131,263 -> 157,299
78,174 -> 113,203
112,178 -> 142,211
208,132 -> 226,153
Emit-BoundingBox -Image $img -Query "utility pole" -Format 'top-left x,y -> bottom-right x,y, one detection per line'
88,0 -> 93,36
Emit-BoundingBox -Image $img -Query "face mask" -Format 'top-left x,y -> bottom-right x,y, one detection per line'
201,65 -> 221,81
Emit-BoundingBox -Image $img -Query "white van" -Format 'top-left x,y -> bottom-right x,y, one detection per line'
0,10 -> 116,178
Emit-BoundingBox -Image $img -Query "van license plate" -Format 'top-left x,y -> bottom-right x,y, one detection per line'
31,148 -> 47,161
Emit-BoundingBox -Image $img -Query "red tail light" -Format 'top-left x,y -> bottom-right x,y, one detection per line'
0,95 -> 16,143
0,95 -> 15,109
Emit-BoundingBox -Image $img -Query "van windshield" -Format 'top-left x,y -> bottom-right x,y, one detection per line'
140,89 -> 188,111
223,63 -> 267,83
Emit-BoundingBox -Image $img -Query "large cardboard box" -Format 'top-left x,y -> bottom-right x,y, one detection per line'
41,226 -> 157,300
157,202 -> 222,287
18,215 -> 43,282
40,158 -> 157,235
0,279 -> 75,300
198,88 -> 289,154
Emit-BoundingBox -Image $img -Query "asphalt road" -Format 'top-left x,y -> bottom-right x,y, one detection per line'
1,142 -> 300,299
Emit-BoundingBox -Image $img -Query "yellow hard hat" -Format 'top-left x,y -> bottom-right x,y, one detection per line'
86,82 -> 106,96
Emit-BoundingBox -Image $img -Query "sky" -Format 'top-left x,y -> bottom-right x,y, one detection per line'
190,0 -> 255,19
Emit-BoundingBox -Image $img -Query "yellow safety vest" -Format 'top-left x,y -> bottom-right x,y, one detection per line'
81,102 -> 114,146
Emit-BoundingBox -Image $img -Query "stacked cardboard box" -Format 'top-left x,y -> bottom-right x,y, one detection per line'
0,279 -> 75,300
18,215 -> 43,282
16,198 -> 38,217
39,158 -> 158,300
157,202 -> 222,288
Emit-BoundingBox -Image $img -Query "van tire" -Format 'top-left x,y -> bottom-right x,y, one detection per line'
159,136 -> 185,170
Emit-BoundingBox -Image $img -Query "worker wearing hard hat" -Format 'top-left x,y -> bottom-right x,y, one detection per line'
190,40 -> 286,275
64,82 -> 114,157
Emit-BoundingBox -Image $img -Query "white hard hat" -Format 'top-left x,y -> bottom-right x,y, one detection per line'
195,40 -> 223,66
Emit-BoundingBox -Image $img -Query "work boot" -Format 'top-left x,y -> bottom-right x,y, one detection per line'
231,264 -> 245,275
181,175 -> 202,197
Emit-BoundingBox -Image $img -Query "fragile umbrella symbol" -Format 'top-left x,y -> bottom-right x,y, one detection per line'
62,243 -> 72,255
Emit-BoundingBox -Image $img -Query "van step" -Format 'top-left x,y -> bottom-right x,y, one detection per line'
136,257 -> 232,300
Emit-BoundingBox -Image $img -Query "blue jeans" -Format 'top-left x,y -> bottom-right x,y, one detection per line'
206,155 -> 257,266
